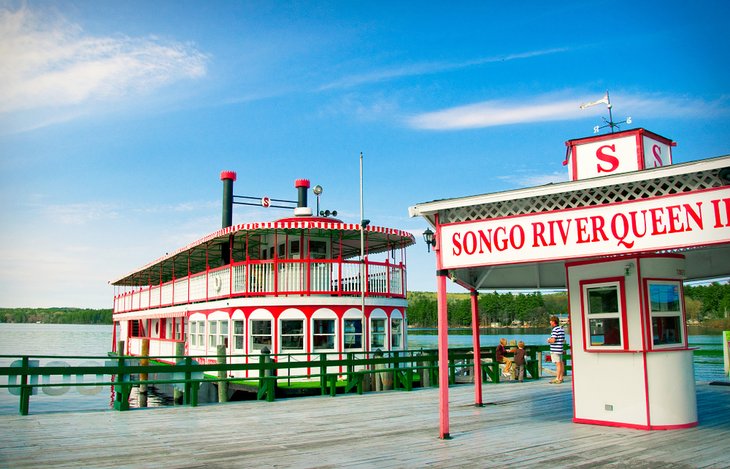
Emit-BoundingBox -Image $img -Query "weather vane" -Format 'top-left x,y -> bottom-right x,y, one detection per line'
579,90 -> 632,134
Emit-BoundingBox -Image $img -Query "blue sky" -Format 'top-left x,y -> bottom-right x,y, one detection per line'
1,1 -> 728,308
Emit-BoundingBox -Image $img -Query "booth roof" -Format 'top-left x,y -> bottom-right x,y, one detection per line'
409,154 -> 730,290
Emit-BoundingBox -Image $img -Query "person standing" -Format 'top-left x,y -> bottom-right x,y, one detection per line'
513,341 -> 527,382
547,315 -> 565,384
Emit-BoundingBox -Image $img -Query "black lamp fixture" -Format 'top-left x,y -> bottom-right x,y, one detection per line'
313,184 -> 323,214
423,227 -> 436,253
360,219 -> 370,228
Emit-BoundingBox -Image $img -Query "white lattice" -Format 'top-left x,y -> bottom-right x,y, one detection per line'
440,168 -> 723,224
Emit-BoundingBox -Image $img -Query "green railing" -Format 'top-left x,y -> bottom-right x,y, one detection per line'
0,345 -> 569,415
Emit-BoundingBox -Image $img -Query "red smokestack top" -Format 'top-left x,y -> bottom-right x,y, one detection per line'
220,170 -> 237,181
295,178 -> 310,189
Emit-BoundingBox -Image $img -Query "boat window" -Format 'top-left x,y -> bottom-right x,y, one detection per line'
391,318 -> 402,348
196,321 -> 204,348
188,320 -> 205,348
208,321 -> 218,348
313,319 -> 335,350
130,320 -> 141,337
280,319 -> 304,351
251,319 -> 272,351
218,320 -> 228,349
310,241 -> 327,260
582,280 -> 624,351
344,319 -> 362,349
233,320 -> 245,351
648,281 -> 684,348
371,318 -> 386,349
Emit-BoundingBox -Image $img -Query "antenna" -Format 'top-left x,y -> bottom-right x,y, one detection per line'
580,90 -> 632,134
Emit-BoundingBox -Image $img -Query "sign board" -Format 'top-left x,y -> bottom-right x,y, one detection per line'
439,186 -> 730,269
566,128 -> 674,181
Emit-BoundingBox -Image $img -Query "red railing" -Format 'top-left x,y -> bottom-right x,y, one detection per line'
113,258 -> 406,313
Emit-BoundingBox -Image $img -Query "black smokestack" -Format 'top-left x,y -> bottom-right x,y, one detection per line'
220,170 -> 236,265
221,170 -> 237,229
295,178 -> 310,209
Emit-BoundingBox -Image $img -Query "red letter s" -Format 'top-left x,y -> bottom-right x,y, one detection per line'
652,145 -> 663,167
596,144 -> 620,173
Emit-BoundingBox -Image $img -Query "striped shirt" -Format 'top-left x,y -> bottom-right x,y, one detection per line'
550,325 -> 565,354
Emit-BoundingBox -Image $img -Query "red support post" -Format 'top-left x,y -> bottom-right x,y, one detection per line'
471,290 -> 484,407
436,270 -> 451,439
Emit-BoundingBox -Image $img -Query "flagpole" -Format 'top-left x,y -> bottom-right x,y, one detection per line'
359,152 -> 367,353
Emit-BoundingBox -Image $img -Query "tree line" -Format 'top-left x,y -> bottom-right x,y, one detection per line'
0,308 -> 112,324
408,282 -> 730,328
1,282 -> 728,327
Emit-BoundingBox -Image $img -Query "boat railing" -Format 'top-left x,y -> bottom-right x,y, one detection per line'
113,258 -> 407,313
0,345 -> 564,415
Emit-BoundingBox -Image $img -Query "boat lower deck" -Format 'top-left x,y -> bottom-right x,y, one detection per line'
1,379 -> 728,468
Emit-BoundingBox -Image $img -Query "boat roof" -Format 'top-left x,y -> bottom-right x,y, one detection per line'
111,217 -> 415,287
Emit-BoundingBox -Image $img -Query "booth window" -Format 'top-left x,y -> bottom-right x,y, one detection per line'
371,318 -> 386,349
583,281 -> 624,350
344,319 -> 362,349
391,318 -> 403,348
251,319 -> 272,351
648,281 -> 683,347
313,319 -> 335,350
280,319 -> 304,351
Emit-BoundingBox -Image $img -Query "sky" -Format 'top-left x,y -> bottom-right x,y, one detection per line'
1,0 -> 729,308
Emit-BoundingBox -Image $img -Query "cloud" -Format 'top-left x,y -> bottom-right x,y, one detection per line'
498,171 -> 569,187
406,92 -> 729,131
42,202 -> 120,225
318,47 -> 567,91
0,5 -> 208,115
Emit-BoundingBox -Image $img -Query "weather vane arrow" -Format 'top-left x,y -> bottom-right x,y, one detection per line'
580,90 -> 632,134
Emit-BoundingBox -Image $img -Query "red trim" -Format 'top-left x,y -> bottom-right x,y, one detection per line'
570,145 -> 578,180
635,259 -> 652,428
642,277 -> 688,351
573,417 -> 697,430
565,128 -> 675,148
578,276 -> 628,353
294,178 -> 310,188
565,252 -> 684,269
220,170 -> 237,181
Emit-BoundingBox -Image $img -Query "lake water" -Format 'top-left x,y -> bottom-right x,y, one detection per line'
0,323 -> 726,415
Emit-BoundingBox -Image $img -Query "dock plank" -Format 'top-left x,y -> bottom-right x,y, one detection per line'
1,379 -> 728,468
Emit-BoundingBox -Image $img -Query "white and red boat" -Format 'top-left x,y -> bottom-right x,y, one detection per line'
111,172 -> 415,377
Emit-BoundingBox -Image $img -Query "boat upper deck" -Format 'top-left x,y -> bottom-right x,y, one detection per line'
112,217 -> 415,314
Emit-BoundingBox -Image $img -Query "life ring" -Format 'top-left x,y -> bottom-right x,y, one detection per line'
214,276 -> 222,293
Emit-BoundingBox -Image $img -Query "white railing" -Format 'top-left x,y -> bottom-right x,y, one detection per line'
113,260 -> 406,313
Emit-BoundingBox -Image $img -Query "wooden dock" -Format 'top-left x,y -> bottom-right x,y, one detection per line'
1,378 -> 728,468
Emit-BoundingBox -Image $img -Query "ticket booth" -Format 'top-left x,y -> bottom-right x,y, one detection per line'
567,254 -> 696,429
410,127 -> 730,438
